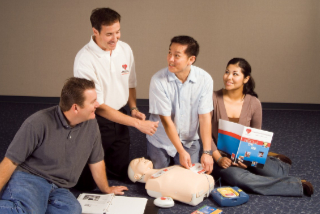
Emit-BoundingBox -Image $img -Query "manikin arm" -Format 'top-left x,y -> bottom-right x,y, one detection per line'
127,88 -> 146,120
0,157 -> 18,191
96,104 -> 158,136
160,115 -> 192,169
89,160 -> 128,195
198,113 -> 214,174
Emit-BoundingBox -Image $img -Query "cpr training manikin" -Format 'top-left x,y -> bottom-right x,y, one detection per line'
128,157 -> 215,206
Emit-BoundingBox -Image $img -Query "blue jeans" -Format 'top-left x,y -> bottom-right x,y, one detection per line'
147,140 -> 200,169
0,170 -> 82,214
213,156 -> 303,196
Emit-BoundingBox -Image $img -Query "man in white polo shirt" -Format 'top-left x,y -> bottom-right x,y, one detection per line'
147,36 -> 215,174
74,8 -> 158,189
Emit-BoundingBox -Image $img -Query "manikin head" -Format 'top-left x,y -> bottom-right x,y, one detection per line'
128,158 -> 153,183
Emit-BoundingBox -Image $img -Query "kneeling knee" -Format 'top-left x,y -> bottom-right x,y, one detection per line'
70,201 -> 82,214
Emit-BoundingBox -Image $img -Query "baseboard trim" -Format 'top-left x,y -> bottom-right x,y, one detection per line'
1,96 -> 319,110
261,102 -> 320,111
0,96 -> 60,104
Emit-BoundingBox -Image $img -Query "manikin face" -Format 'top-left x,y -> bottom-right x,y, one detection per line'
223,64 -> 249,91
129,158 -> 153,181
167,43 -> 195,75
77,89 -> 99,121
93,21 -> 121,51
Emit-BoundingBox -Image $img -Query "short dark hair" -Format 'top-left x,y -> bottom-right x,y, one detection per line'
227,58 -> 258,98
170,36 -> 199,62
59,77 -> 95,112
90,8 -> 121,32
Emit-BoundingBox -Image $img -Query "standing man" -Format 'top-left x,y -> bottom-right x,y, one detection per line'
74,8 -> 158,186
147,36 -> 215,174
0,77 -> 127,214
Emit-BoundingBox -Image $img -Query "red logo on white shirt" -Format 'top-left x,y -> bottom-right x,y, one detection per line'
121,64 -> 129,75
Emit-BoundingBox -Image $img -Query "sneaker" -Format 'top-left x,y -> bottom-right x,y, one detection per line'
301,180 -> 314,196
268,152 -> 292,165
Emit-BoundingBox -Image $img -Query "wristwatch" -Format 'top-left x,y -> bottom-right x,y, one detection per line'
130,107 -> 139,112
203,150 -> 213,155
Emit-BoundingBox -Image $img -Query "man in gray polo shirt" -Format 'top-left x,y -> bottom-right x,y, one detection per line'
0,77 -> 127,214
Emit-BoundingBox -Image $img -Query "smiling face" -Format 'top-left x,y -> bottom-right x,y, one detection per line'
223,63 -> 250,91
77,89 -> 99,121
93,21 -> 121,51
167,43 -> 195,75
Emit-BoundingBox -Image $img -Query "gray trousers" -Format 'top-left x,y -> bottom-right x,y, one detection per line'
213,156 -> 303,196
147,140 -> 200,169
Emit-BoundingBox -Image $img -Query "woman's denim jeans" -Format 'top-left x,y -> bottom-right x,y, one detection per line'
0,170 -> 81,214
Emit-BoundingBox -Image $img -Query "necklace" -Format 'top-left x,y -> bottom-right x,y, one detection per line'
222,89 -> 246,102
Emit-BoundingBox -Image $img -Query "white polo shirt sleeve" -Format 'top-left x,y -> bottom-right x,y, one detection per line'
149,73 -> 171,116
128,48 -> 137,88
198,75 -> 214,115
74,54 -> 105,105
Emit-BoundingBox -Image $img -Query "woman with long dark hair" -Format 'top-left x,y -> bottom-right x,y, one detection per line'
211,58 -> 313,197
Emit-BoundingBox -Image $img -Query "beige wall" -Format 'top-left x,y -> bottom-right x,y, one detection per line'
0,0 -> 319,104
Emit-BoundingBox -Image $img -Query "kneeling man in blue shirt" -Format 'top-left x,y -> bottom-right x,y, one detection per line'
147,36 -> 214,174
0,77 -> 127,214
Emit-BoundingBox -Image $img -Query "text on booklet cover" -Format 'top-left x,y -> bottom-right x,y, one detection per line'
217,119 -> 273,169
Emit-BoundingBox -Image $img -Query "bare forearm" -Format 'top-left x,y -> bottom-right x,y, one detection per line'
198,113 -> 214,173
89,161 -> 110,193
212,150 -> 222,163
96,104 -> 139,128
127,88 -> 137,109
0,157 -> 18,191
89,161 -> 128,195
96,104 -> 156,135
199,113 -> 212,151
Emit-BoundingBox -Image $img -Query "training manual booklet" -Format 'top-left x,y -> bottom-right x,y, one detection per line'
217,119 -> 273,169
77,193 -> 148,214
191,205 -> 223,214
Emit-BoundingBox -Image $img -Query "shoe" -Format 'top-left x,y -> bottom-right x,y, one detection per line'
268,152 -> 292,165
301,180 -> 314,196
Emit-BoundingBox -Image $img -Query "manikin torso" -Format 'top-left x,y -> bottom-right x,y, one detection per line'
128,158 -> 215,206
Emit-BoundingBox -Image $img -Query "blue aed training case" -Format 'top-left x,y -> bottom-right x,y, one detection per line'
210,186 -> 249,207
